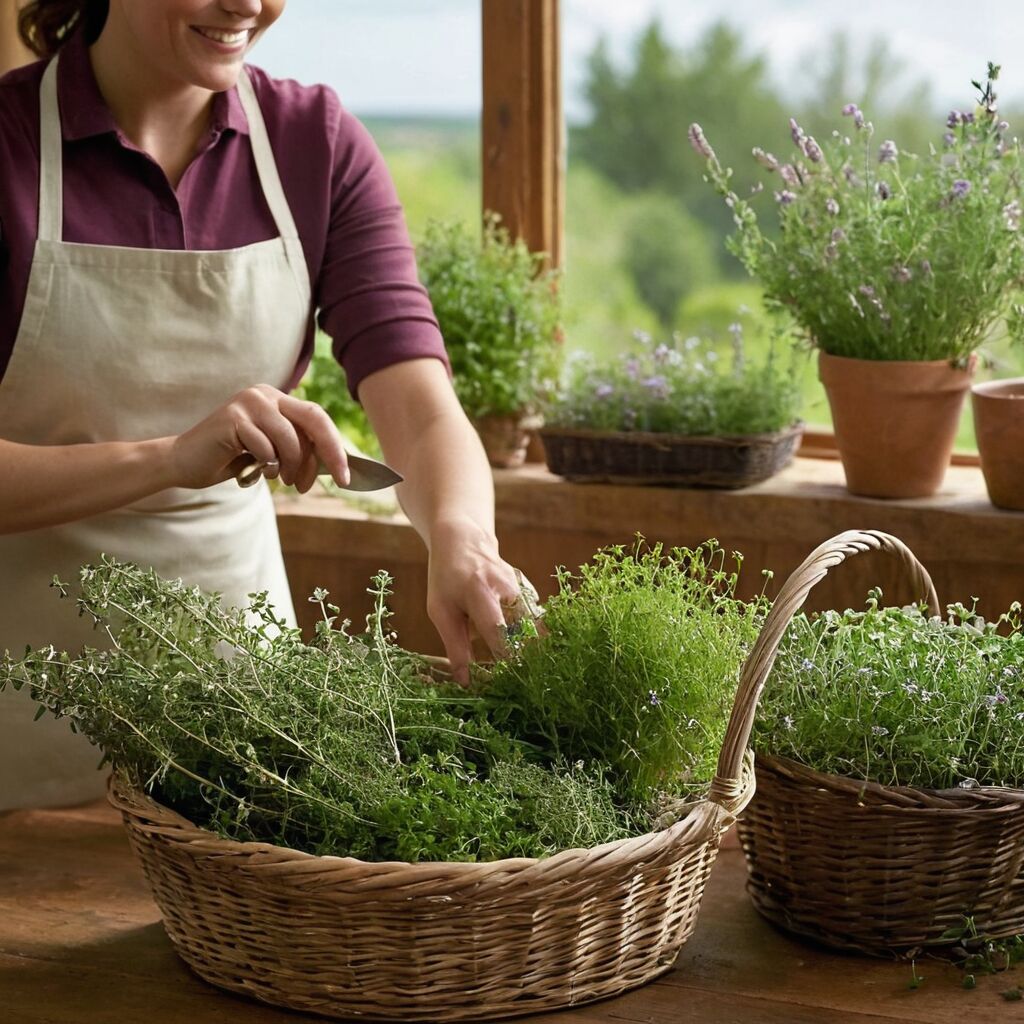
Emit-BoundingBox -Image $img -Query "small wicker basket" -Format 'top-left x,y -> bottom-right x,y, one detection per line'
729,529 -> 1024,956
539,422 -> 803,488
108,642 -> 776,1020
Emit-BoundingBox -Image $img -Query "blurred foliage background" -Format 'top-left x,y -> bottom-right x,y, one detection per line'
358,19 -> 1024,447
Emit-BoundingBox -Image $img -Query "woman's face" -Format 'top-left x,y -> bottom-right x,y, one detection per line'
106,0 -> 286,93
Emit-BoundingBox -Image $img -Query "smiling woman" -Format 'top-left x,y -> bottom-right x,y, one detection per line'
0,0 -> 526,811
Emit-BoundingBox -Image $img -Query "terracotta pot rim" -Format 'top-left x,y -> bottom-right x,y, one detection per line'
971,377 -> 1024,399
818,351 -> 975,370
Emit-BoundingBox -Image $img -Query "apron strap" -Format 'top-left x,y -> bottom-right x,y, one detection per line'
236,68 -> 302,243
37,57 -> 64,244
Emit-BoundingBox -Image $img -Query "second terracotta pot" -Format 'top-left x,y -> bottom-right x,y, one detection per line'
972,377 -> 1024,511
819,352 -> 976,499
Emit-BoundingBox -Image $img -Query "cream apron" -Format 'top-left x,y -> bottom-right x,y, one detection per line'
0,56 -> 311,810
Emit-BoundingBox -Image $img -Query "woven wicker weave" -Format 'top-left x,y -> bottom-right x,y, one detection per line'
727,528 -> 1024,956
539,422 -> 803,488
108,651 -> 774,1020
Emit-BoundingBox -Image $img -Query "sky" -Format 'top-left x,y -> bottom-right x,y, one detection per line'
252,1 -> 1024,121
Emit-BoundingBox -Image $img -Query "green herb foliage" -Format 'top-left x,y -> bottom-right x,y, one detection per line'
0,560 -> 632,862
417,213 -> 562,418
691,65 -> 1024,362
546,324 -> 800,436
754,592 -> 1024,789
481,540 -> 768,805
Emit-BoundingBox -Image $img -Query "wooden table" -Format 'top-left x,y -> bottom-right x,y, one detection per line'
2,802 -> 1020,1023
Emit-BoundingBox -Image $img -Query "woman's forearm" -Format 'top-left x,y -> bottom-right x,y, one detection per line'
0,437 -> 177,534
358,360 -> 497,550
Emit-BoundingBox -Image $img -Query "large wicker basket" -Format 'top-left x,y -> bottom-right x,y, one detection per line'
108,649 -> 773,1020
539,422 -> 803,488
728,529 -> 1024,956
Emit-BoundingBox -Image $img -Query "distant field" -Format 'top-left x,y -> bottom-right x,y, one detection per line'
365,116 -> 1024,450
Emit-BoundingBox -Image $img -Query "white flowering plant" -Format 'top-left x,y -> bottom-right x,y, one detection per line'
754,591 -> 1024,789
690,64 -> 1024,362
546,325 -> 800,436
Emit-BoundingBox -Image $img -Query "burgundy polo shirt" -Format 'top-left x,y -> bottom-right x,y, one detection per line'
0,30 -> 448,398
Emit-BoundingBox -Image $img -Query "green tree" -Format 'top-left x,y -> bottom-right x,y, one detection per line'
621,193 -> 715,327
573,20 -> 790,275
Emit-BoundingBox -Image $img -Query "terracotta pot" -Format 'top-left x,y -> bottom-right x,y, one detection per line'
473,412 -> 542,469
818,352 -> 976,499
972,377 -> 1024,511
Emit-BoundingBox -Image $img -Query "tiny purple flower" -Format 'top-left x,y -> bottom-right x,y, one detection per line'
878,139 -> 898,163
687,123 -> 715,160
998,120 -> 1010,133
752,146 -> 779,171
877,181 -> 891,200
892,265 -> 912,283
804,136 -> 824,163
950,179 -> 972,199
824,242 -> 839,262
858,284 -> 876,297
831,227 -> 846,243
800,658 -> 815,672
947,110 -> 962,128
963,111 -> 975,125
789,117 -> 805,146
624,356 -> 640,379
920,259 -> 933,276
653,343 -> 670,363
842,103 -> 865,128
642,375 -> 670,399
648,690 -> 660,707
825,198 -> 840,216
943,132 -> 956,148
594,383 -> 614,399
774,189 -> 797,205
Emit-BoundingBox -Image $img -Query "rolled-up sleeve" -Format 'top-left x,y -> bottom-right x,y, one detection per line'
315,105 -> 449,399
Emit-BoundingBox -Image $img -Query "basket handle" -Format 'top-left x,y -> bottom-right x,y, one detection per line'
707,529 -> 939,809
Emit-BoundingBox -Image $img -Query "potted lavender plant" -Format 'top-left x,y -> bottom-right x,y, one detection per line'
690,64 -> 1024,499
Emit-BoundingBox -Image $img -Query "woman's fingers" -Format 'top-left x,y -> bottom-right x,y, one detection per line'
428,601 -> 473,685
278,394 -> 351,487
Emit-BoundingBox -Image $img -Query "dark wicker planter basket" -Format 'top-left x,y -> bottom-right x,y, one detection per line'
539,422 -> 803,488
725,529 -> 1024,957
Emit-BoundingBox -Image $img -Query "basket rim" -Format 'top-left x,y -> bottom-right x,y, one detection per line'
108,754 -> 755,880
538,420 -> 805,447
754,750 -> 1024,812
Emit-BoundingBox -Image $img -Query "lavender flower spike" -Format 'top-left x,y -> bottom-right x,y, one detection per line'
877,181 -> 891,200
688,123 -> 716,161
804,136 -> 824,163
878,140 -> 898,163
825,198 -> 840,216
774,189 -> 797,205
789,117 -> 805,146
752,146 -> 779,171
950,179 -> 972,199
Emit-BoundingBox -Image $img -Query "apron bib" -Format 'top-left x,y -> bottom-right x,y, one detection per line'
0,56 -> 311,809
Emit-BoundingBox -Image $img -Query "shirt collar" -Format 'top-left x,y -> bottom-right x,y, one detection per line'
56,29 -> 250,142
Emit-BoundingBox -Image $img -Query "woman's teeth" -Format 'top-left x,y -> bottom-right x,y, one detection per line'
196,27 -> 249,45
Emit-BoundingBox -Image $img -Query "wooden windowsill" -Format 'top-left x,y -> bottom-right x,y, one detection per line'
275,456 -> 1021,654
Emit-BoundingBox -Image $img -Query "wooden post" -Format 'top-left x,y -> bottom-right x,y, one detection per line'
0,0 -> 32,77
481,0 -> 563,270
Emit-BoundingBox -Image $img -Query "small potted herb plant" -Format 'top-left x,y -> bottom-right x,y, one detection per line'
735,529 -> 1024,956
690,64 -> 1024,499
417,214 -> 562,468
540,324 -> 802,487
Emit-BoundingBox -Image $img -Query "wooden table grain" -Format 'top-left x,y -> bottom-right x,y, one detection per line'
1,802 -> 1020,1023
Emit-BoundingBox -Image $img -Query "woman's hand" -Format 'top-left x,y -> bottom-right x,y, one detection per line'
426,516 -> 534,685
169,385 -> 350,492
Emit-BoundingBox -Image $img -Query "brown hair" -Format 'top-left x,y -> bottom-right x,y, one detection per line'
18,0 -> 108,58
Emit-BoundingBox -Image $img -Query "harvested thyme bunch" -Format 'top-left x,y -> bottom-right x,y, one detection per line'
1,558 -> 631,861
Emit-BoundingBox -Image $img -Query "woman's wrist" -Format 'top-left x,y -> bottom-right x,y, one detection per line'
427,513 -> 498,556
131,436 -> 182,492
